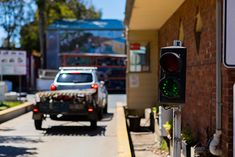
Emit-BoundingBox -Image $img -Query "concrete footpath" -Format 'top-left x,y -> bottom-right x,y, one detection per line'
0,101 -> 33,124
116,102 -> 132,157
116,103 -> 169,157
130,127 -> 169,157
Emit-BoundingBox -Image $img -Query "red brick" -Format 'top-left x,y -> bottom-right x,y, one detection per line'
158,0 -> 235,156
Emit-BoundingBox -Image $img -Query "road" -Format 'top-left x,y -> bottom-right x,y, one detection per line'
0,94 -> 126,157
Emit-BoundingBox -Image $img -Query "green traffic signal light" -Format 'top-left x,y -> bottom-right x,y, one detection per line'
159,78 -> 180,98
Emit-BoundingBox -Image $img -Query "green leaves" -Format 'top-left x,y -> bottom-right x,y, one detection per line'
0,0 -> 35,48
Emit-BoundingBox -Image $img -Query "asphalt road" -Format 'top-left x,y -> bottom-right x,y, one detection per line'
0,94 -> 126,157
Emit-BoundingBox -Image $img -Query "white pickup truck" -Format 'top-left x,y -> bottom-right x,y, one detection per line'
32,67 -> 108,130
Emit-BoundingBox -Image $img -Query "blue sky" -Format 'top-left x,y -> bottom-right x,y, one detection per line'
89,0 -> 126,20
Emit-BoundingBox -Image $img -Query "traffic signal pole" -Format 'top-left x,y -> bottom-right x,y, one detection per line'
173,106 -> 181,157
159,40 -> 186,157
172,41 -> 183,157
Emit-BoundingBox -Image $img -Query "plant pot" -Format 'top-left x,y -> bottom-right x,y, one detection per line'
128,115 -> 140,131
181,140 -> 191,157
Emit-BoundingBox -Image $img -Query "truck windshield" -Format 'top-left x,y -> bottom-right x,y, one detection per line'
57,73 -> 93,83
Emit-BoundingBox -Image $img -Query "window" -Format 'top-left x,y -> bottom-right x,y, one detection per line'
57,73 -> 93,83
129,42 -> 150,72
66,57 -> 91,66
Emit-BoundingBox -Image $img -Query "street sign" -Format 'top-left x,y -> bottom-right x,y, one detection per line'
130,43 -> 140,50
0,50 -> 26,75
224,0 -> 235,68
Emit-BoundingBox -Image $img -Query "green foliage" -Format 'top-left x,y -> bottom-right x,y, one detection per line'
46,2 -> 76,24
0,101 -> 22,111
163,121 -> 172,133
66,0 -> 101,19
160,138 -> 169,151
152,106 -> 158,113
181,127 -> 195,146
20,21 -> 40,52
0,0 -> 35,48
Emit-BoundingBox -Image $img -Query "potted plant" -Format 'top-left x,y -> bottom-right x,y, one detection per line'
181,127 -> 196,157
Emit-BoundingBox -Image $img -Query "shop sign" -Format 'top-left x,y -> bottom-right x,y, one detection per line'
130,43 -> 140,50
0,50 -> 26,75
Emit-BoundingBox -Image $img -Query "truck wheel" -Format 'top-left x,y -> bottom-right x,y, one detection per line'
34,120 -> 42,130
50,115 -> 58,120
90,120 -> 97,129
98,107 -> 103,120
103,104 -> 108,114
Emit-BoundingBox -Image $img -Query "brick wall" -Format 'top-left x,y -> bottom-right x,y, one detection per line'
159,0 -> 234,156
222,68 -> 234,156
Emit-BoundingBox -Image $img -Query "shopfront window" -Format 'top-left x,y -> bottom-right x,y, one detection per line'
130,42 -> 150,72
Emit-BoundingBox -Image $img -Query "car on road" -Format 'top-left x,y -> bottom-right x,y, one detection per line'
33,67 -> 108,129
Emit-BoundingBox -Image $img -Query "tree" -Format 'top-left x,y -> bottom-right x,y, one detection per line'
20,21 -> 40,53
66,0 -> 102,19
0,0 -> 34,48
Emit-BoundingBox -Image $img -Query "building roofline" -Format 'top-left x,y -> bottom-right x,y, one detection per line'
124,0 -> 135,26
47,19 -> 125,30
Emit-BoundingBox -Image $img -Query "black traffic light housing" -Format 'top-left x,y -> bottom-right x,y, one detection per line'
159,46 -> 187,104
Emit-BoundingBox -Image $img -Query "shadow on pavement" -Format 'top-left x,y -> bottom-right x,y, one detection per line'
44,125 -> 107,137
0,145 -> 37,157
101,113 -> 113,122
129,126 -> 154,133
0,128 -> 15,132
0,136 -> 43,143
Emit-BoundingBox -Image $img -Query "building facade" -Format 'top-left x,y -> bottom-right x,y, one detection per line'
45,19 -> 126,92
125,0 -> 234,156
46,19 -> 126,69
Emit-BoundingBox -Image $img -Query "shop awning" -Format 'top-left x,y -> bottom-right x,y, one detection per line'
125,0 -> 185,30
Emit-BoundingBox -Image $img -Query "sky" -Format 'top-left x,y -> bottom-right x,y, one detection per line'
89,0 -> 126,20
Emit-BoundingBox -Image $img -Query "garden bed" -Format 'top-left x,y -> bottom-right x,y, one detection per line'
0,101 -> 22,111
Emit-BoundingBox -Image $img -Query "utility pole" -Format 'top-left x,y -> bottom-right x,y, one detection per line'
38,0 -> 46,69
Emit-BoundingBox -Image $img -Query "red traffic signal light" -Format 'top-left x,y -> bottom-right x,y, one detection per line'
160,52 -> 181,74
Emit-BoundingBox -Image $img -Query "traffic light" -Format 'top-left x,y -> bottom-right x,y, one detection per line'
159,46 -> 187,104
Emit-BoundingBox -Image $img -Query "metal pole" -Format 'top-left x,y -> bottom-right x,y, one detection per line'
216,0 -> 222,131
19,75 -> 21,94
0,51 -> 2,81
0,65 -> 2,81
173,106 -> 181,157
